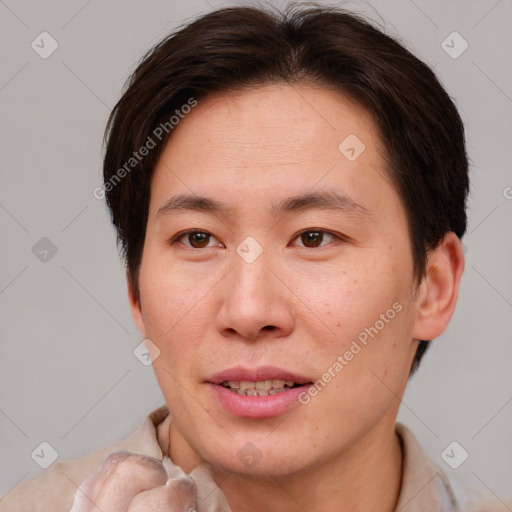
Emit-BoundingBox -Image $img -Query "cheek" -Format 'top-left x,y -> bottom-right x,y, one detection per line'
139,247 -> 202,331
315,265 -> 401,335
138,271 -> 206,379
311,265 -> 414,388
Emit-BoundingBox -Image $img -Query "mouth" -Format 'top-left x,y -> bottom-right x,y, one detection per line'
207,367 -> 314,418
220,379 -> 305,396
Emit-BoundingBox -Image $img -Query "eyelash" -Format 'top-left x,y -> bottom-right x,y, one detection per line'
169,228 -> 345,250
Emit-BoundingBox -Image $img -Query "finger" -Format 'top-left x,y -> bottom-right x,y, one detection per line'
70,450 -> 168,512
127,476 -> 197,512
70,451 -> 132,512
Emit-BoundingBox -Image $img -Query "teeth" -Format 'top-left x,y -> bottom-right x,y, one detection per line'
235,387 -> 289,396
222,379 -> 301,396
255,380 -> 272,390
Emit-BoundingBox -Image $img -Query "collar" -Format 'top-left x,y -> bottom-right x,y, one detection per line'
140,406 -> 458,512
394,422 -> 459,511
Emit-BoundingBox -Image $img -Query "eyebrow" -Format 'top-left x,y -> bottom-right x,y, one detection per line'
156,190 -> 369,219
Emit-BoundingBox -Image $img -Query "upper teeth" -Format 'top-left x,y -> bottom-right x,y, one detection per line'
222,379 -> 297,396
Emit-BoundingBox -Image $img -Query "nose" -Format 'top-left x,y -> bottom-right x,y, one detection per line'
215,248 -> 295,343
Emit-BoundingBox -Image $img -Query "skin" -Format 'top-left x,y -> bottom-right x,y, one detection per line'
74,84 -> 464,511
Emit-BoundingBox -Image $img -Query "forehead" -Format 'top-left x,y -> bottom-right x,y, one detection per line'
149,84 -> 395,217
168,83 -> 381,156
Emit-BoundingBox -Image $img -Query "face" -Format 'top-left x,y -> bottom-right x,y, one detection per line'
130,84 -> 425,478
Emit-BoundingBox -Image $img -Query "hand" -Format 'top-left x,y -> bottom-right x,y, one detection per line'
69,450 -> 197,512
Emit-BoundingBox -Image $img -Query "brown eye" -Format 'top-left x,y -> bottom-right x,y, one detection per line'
174,231 -> 218,249
187,232 -> 210,248
172,229 -> 339,250
295,230 -> 337,248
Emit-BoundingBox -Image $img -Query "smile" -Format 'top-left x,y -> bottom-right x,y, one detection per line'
221,379 -> 301,396
207,366 -> 314,418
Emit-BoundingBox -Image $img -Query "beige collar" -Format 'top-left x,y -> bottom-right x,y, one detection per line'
394,422 -> 458,511
141,405 -> 458,512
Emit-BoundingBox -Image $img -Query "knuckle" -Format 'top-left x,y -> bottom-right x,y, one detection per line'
166,476 -> 197,494
101,450 -> 166,480
101,449 -> 132,468
164,476 -> 198,502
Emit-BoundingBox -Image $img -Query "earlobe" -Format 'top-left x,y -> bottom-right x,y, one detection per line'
412,232 -> 465,341
127,273 -> 146,336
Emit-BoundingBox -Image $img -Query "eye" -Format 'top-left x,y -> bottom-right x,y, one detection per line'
170,228 -> 342,250
292,229 -> 339,248
171,230 -> 222,249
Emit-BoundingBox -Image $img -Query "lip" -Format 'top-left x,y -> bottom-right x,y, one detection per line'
206,366 -> 313,419
207,366 -> 312,385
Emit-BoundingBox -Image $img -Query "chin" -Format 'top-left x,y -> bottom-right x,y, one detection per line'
214,451 -> 311,480
195,431 -> 320,480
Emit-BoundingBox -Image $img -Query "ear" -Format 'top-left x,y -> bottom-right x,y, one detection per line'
412,232 -> 465,340
127,272 -> 146,336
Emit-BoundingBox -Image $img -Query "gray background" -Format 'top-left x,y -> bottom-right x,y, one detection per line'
1,0 -> 511,502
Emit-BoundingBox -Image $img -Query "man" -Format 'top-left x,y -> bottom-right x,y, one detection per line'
1,4 -> 507,511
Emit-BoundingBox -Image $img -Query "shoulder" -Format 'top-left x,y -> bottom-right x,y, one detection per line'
450,480 -> 512,512
395,422 -> 511,512
0,444 -> 119,511
0,405 -> 169,512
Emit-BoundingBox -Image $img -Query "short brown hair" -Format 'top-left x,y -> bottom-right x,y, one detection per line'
102,3 -> 469,373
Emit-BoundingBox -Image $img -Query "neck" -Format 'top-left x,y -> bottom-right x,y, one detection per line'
162,416 -> 404,512
218,421 -> 403,512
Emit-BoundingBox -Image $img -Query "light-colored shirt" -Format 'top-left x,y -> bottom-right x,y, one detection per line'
0,405 -> 506,511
